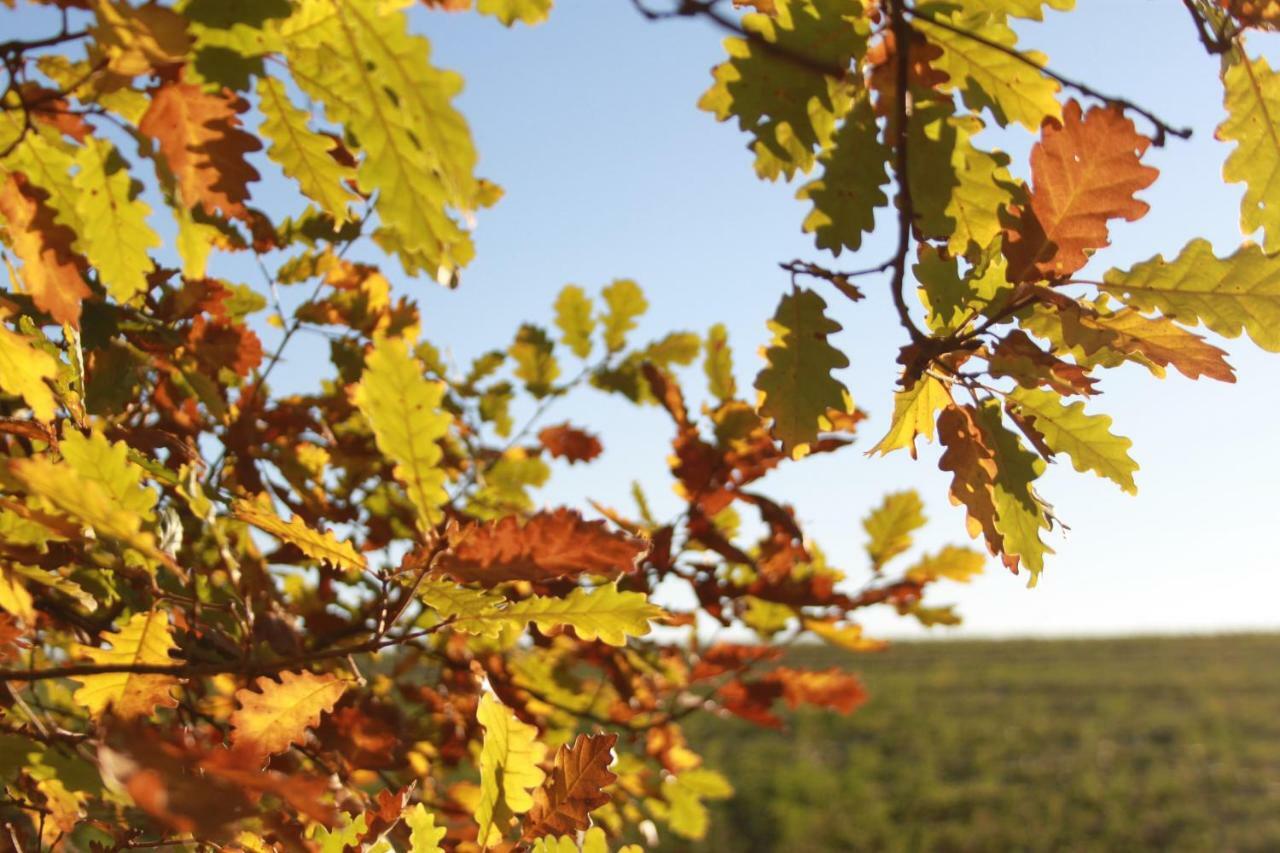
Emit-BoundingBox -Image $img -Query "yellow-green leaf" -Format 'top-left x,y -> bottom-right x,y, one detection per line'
0,320 -> 58,421
405,804 -> 446,852
869,374 -> 952,457
797,95 -> 889,254
257,76 -> 357,224
755,287 -> 851,452
476,0 -> 553,26
1008,387 -> 1138,494
553,284 -> 594,359
904,545 -> 985,583
71,137 -> 159,303
59,429 -> 157,520
281,0 -> 481,280
352,334 -> 451,531
601,279 -> 647,352
1100,238 -> 1280,352
455,582 -> 662,646
862,490 -> 925,570
917,10 -> 1061,132
703,322 -> 736,401
475,692 -> 547,847
71,609 -> 179,720
1219,53 -> 1280,252
233,494 -> 366,574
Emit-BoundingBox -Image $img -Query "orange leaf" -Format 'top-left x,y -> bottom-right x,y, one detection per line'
229,670 -> 349,762
434,508 -> 647,587
0,172 -> 91,326
936,403 -> 1009,570
139,78 -> 261,221
1005,101 -> 1158,282
766,666 -> 867,714
538,423 -> 603,463
523,732 -> 618,839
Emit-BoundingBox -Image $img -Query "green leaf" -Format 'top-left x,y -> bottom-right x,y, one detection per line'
698,0 -> 867,178
553,284 -> 594,358
703,322 -> 736,401
455,582 -> 662,646
863,490 -> 926,570
509,324 -> 560,398
916,9 -> 1061,132
257,76 -> 357,224
281,0 -> 481,280
1219,53 -> 1280,252
1008,387 -> 1138,494
405,803 -> 446,852
973,401 -> 1053,580
71,138 -> 159,303
600,279 -> 647,352
797,95 -> 889,254
1099,238 -> 1280,352
755,287 -> 851,452
352,334 -> 452,531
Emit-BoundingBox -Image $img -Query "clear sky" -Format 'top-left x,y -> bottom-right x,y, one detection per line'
6,1 -> 1276,638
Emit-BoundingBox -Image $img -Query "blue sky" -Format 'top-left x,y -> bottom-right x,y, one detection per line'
4,1 -> 1276,637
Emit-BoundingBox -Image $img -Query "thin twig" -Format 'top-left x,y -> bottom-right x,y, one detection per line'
888,0 -> 926,344
905,5 -> 1192,146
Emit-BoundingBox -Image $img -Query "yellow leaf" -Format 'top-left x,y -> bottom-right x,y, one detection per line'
803,618 -> 887,652
868,375 -> 952,457
0,318 -> 58,421
493,582 -> 663,646
233,494 -> 366,575
90,0 -> 190,76
71,609 -> 180,720
600,279 -> 647,353
1007,387 -> 1138,494
352,334 -> 452,532
476,0 -> 553,26
553,284 -> 594,359
59,428 -> 158,519
862,490 -> 925,569
475,692 -> 547,847
229,670 -> 349,761
904,545 -> 986,583
71,136 -> 160,303
405,803 -> 446,852
257,76 -> 358,224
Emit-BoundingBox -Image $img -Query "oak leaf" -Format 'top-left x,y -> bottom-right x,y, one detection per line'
475,692 -> 547,847
71,609 -> 180,720
233,494 -> 367,575
524,732 -> 619,839
862,490 -> 925,570
755,287 -> 852,452
0,172 -> 91,326
230,670 -> 349,762
435,509 -> 645,586
139,78 -> 262,221
869,373 -> 952,457
1218,53 -> 1280,251
538,423 -> 603,463
1007,387 -> 1138,494
1005,101 -> 1158,281
0,317 -> 58,421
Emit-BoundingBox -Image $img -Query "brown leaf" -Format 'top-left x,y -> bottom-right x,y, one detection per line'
538,423 -> 603,463
523,733 -> 619,839
937,404 -> 1008,570
0,613 -> 28,663
988,330 -> 1098,396
0,172 -> 91,326
1005,101 -> 1158,281
434,508 -> 648,587
139,78 -> 262,221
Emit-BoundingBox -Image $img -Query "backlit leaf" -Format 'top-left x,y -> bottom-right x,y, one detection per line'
71,609 -> 180,720
1219,53 -> 1280,251
71,137 -> 160,303
1007,387 -> 1137,493
862,490 -> 926,570
755,287 -> 851,452
257,76 -> 358,224
524,732 -> 618,839
869,374 -> 952,457
230,670 -> 349,761
476,692 -> 547,847
233,494 -> 366,574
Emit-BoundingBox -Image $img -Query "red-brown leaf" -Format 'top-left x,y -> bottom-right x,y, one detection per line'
434,508 -> 647,586
538,423 -> 603,463
1005,101 -> 1158,282
523,732 -> 619,839
139,79 -> 261,221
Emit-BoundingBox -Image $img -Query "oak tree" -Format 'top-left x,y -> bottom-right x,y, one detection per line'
0,0 -> 1274,849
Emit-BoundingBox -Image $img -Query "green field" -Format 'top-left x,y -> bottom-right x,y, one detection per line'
667,635 -> 1280,852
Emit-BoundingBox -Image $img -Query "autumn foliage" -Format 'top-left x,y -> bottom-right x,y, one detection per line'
0,0 -> 1276,850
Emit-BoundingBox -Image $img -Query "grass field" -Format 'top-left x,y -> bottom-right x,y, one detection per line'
666,635 -> 1280,852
